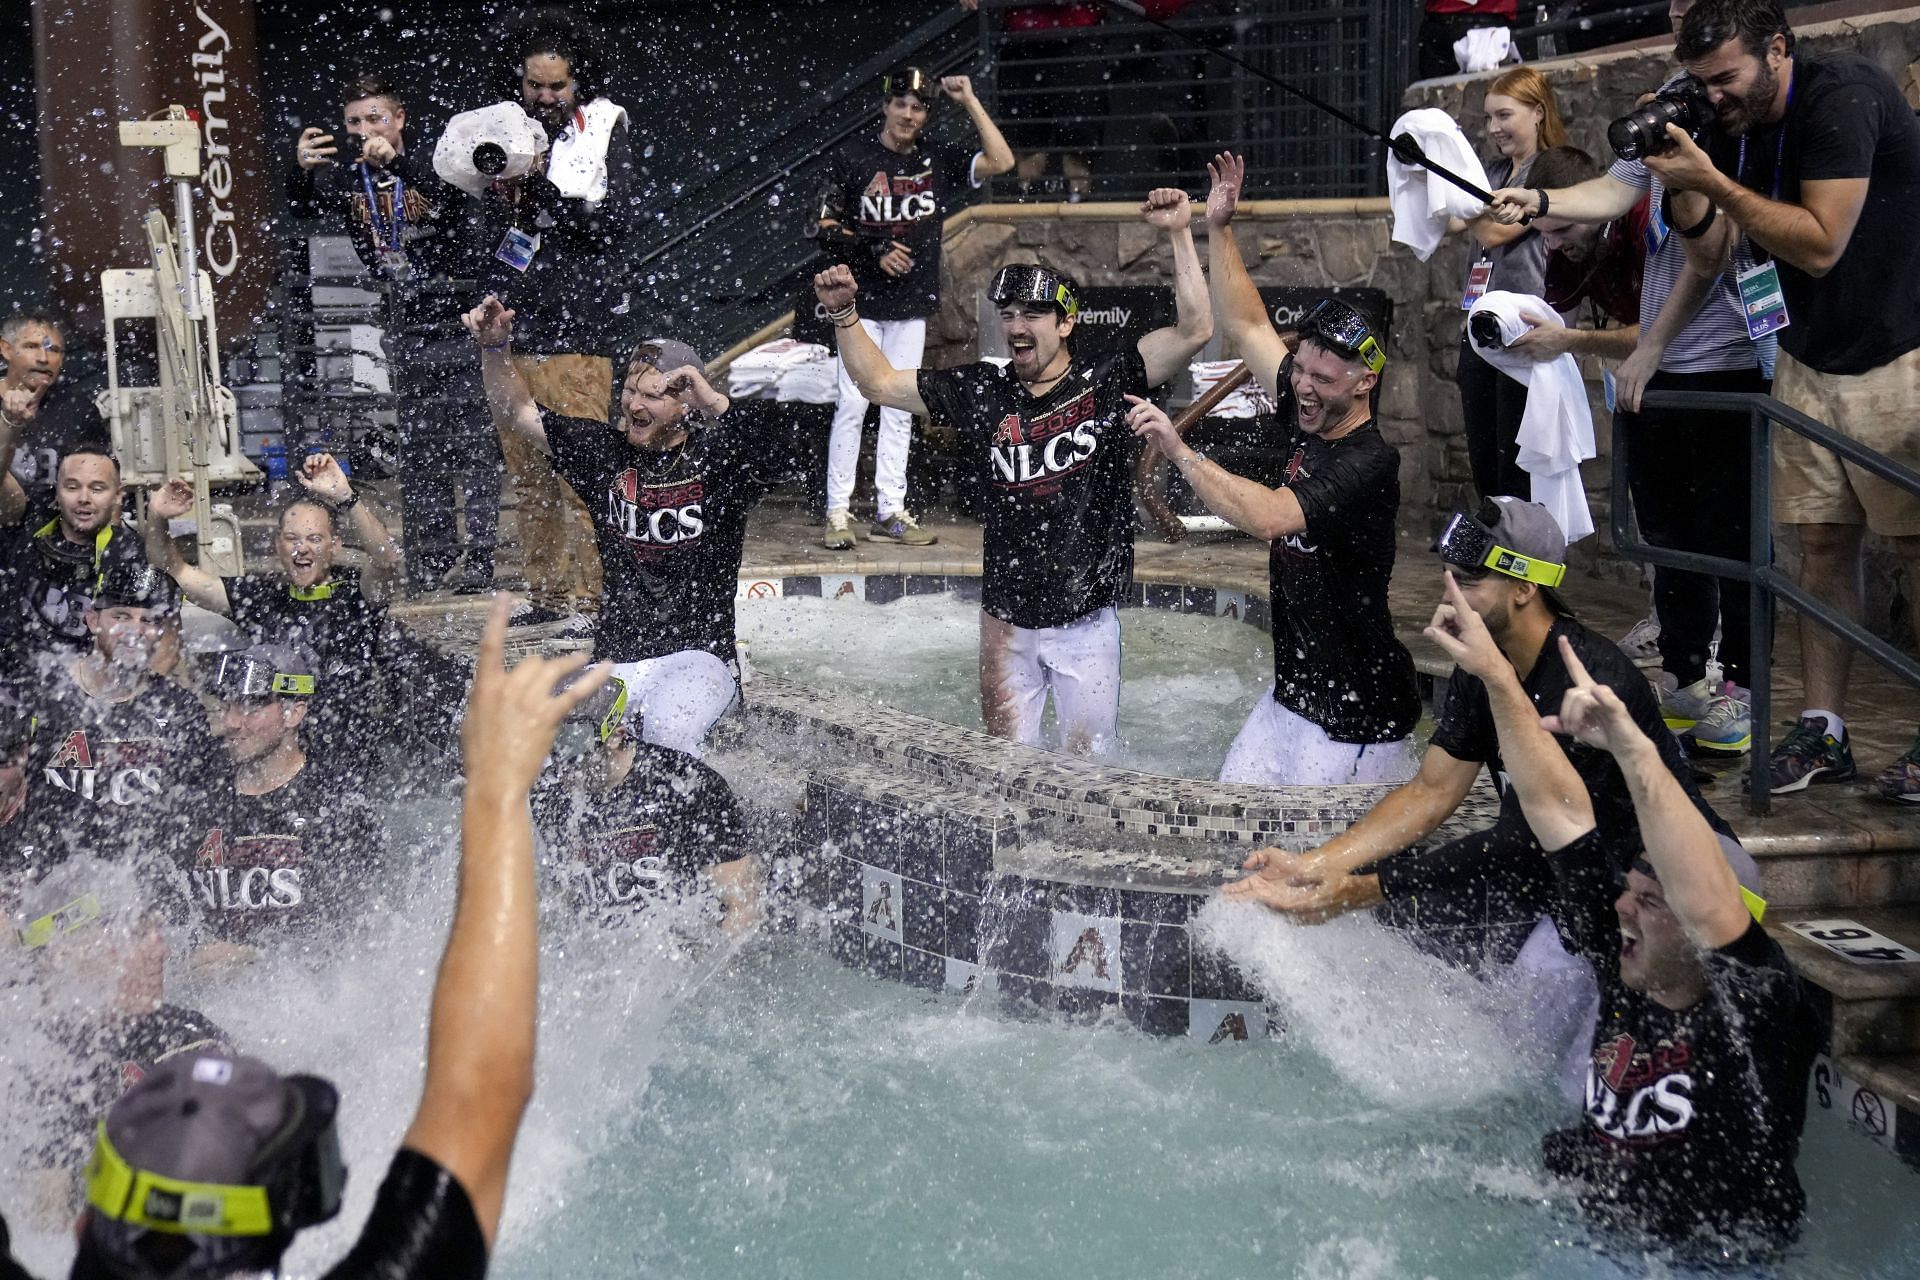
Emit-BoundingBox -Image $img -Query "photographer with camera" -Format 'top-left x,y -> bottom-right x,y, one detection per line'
1486,0 -> 1776,762
1630,0 -> 1920,798
290,76 -> 503,597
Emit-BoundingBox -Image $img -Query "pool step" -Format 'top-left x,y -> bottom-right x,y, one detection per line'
1770,907 -> 1920,1057
1826,1053 -> 1920,1165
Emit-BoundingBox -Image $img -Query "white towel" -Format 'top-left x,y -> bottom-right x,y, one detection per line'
1467,290 -> 1597,543
1454,26 -> 1514,74
1188,360 -> 1276,419
1386,109 -> 1492,262
726,339 -> 837,403
545,98 -> 628,204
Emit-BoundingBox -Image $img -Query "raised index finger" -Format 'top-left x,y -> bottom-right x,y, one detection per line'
1558,634 -> 1596,688
476,593 -> 512,675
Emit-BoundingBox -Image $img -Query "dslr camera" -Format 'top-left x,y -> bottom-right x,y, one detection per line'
1607,77 -> 1714,161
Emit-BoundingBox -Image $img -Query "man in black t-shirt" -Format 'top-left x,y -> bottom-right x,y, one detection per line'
1423,596 -> 1820,1252
0,447 -> 147,681
532,677 -> 762,932
1129,152 -> 1420,785
813,186 -> 1211,752
13,559 -> 225,877
0,311 -> 110,515
1226,498 -> 1742,972
1645,0 -> 1920,797
182,645 -> 390,954
470,296 -> 801,757
145,454 -> 468,778
812,67 -> 1014,549
67,599 -> 609,1280
288,74 -> 500,594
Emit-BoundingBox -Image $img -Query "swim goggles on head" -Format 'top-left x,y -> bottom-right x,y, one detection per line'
989,264 -> 1080,320
1432,510 -> 1566,588
1299,298 -> 1387,375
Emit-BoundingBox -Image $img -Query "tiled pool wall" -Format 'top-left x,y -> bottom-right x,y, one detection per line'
731,570 -> 1919,1164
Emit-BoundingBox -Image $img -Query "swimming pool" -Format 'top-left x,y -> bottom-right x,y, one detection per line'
735,589 -> 1273,780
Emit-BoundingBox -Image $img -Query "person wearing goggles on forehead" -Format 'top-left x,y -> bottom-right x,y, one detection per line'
0,445 -> 150,682
1130,152 -> 1420,785
531,677 -> 764,935
811,66 -> 1015,549
11,559 -> 226,876
1417,576 -> 1818,1252
1227,497 -> 1737,975
813,183 -> 1209,753
21,598 -> 610,1280
6,858 -> 227,1231
176,645 -> 388,962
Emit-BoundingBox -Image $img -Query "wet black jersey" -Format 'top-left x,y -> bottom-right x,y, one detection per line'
13,672 -> 226,874
184,765 -> 390,944
545,402 -> 794,664
35,1004 -> 229,1173
318,1150 -> 487,1280
1542,829 -> 1824,1248
0,518 -> 146,679
532,741 -> 747,922
918,351 -> 1149,629
815,136 -> 978,320
1262,363 -> 1419,743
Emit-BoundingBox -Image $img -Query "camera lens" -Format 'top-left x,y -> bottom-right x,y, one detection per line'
1469,311 -> 1504,350
471,142 -> 509,176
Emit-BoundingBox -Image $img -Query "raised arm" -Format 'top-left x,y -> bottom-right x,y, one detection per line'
1135,187 -> 1211,387
0,388 -> 38,525
142,476 -> 231,614
1125,394 -> 1305,540
813,264 -> 929,415
943,75 -> 1015,180
1425,571 -> 1595,850
296,452 -> 402,584
1202,154 -> 1291,400
1541,634 -> 1750,947
402,595 -> 609,1248
462,295 -> 550,454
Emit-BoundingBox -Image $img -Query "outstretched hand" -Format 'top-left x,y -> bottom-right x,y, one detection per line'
297,452 -> 352,503
1124,393 -> 1182,457
463,294 -> 515,348
1539,634 -> 1648,756
147,476 -> 195,522
1141,187 -> 1193,231
1,387 -> 38,424
1205,152 -> 1245,230
462,595 -> 609,798
1422,570 -> 1506,681
1486,187 -> 1540,225
814,263 -> 859,311
1219,846 -> 1373,922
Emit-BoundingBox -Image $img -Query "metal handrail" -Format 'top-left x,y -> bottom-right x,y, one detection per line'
1611,388 -> 1920,814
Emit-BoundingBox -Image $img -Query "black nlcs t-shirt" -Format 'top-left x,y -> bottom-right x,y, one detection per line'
184,765 -> 390,944
36,1004 -> 229,1173
1264,361 -> 1419,744
6,380 -> 112,513
532,741 -> 747,923
816,136 -> 979,320
918,351 -> 1149,629
1706,52 -> 1920,375
15,673 -> 226,873
1427,617 -> 1732,867
0,517 -> 146,679
546,402 -> 793,664
1541,829 -> 1823,1248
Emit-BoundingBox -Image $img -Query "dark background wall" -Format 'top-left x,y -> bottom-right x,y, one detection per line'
0,0 -> 948,321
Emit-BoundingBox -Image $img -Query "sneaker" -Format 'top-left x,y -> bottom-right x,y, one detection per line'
1691,683 -> 1752,755
508,601 -> 568,627
444,559 -> 495,595
1619,615 -> 1661,667
551,611 -> 596,641
1659,674 -> 1715,732
869,510 -> 937,546
822,508 -> 856,551
1766,716 -> 1857,794
1871,730 -> 1920,803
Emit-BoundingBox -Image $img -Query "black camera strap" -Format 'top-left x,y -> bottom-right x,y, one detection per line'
1092,0 -> 1493,204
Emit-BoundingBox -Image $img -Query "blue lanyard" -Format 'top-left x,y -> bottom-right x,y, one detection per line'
1735,73 -> 1795,201
359,164 -> 406,253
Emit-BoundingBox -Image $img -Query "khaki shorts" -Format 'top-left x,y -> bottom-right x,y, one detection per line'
1772,345 -> 1920,535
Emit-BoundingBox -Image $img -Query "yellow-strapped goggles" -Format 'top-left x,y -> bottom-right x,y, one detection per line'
210,652 -> 315,700
16,892 -> 102,951
287,581 -> 337,602
85,1124 -> 276,1238
1434,511 -> 1566,588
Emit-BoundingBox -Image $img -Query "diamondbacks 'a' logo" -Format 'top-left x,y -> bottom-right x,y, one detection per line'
1597,1032 -> 1638,1091
49,729 -> 92,769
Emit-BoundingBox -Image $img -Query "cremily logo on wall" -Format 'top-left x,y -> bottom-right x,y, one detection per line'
192,5 -> 241,278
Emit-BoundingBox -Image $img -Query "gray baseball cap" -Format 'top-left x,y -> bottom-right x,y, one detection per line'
629,337 -> 704,376
1434,496 -> 1575,617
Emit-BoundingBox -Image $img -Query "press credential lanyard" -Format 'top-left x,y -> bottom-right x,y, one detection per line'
361,165 -> 408,273
1732,79 -> 1794,341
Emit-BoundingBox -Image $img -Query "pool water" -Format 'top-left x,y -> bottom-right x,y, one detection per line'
736,593 -> 1273,778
